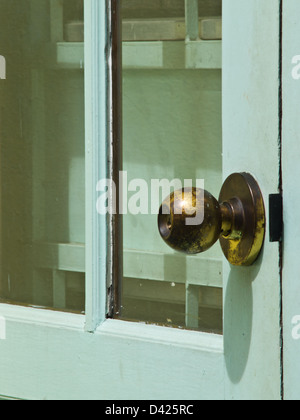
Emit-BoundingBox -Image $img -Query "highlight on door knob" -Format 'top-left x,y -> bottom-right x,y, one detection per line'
158,173 -> 265,266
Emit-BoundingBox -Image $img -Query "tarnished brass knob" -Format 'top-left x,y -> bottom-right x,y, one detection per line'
158,173 -> 265,266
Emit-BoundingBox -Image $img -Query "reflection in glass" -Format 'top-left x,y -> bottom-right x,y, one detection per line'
120,0 -> 223,333
0,0 -> 85,312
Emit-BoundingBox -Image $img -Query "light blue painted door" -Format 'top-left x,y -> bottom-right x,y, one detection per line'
282,0 -> 300,400
0,0 -> 283,400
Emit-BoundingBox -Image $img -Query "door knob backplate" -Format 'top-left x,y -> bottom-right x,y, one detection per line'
158,172 -> 265,266
218,172 -> 265,266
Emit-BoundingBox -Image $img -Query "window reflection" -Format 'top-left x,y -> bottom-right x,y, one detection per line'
120,0 -> 223,333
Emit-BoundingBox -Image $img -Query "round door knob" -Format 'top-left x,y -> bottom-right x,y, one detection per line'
158,173 -> 265,266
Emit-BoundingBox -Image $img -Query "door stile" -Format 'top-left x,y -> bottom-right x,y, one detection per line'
223,0 -> 282,399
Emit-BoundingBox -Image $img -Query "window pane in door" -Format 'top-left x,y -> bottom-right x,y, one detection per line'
120,0 -> 223,333
0,0 -> 85,312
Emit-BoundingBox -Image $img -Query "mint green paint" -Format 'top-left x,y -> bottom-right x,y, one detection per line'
282,0 -> 300,400
0,0 -> 285,400
84,0 -> 109,330
0,306 -> 224,400
223,0 -> 282,399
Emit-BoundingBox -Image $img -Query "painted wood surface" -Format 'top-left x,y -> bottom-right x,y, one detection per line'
282,0 -> 300,401
0,305 -> 224,400
0,0 -> 284,400
222,0 -> 282,399
84,0 -> 108,330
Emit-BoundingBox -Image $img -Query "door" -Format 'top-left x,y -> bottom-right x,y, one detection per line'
0,0 -> 282,400
282,0 -> 300,401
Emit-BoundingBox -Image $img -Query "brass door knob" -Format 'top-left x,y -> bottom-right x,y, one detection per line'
158,173 -> 265,266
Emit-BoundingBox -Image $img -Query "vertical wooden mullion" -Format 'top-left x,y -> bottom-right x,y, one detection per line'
84,0 -> 122,330
84,0 -> 109,331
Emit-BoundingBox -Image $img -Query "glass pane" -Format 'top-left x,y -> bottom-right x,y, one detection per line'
0,0 -> 85,312
120,0 -> 223,333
